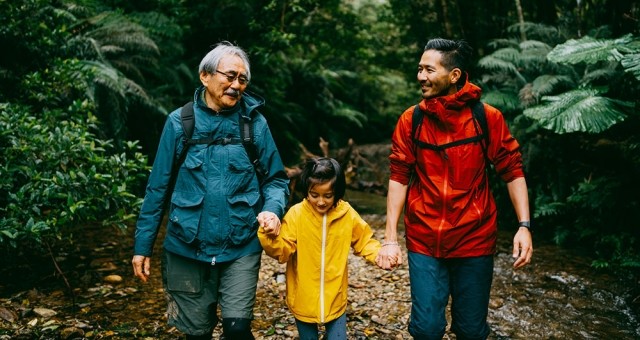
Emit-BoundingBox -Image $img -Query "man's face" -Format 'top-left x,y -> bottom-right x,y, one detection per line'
417,50 -> 459,100
199,55 -> 248,111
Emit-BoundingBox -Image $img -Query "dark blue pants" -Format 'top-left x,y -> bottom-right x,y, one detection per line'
295,313 -> 347,339
407,252 -> 493,340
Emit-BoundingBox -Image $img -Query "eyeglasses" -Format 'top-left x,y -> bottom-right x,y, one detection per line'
215,70 -> 249,85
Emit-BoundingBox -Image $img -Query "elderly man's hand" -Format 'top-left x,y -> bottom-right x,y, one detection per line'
258,211 -> 281,237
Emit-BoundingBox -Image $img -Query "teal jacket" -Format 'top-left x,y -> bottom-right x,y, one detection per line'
134,86 -> 290,264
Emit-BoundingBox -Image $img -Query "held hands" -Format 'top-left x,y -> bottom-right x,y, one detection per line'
258,211 -> 281,236
376,242 -> 403,270
132,255 -> 151,282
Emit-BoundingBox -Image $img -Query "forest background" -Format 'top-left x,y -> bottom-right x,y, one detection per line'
1,0 -> 639,281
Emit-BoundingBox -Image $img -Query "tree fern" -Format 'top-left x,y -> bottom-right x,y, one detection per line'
523,87 -> 631,133
547,34 -> 635,65
481,89 -> 521,113
477,54 -> 527,84
521,74 -> 575,101
621,53 -> 640,81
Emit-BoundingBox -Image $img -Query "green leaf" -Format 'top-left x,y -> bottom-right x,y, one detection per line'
547,34 -> 634,65
523,88 -> 631,134
621,53 -> 640,81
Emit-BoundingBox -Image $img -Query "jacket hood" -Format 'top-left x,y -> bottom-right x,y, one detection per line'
419,78 -> 482,123
301,199 -> 351,221
193,85 -> 265,117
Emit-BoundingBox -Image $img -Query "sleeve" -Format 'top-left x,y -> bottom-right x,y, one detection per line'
484,105 -> 525,183
256,120 -> 290,218
133,114 -> 179,256
389,106 -> 417,185
258,211 -> 298,264
350,208 -> 382,264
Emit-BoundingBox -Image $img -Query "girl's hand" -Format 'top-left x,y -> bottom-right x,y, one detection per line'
258,211 -> 281,236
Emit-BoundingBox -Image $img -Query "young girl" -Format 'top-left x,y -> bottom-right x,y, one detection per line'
258,157 -> 384,339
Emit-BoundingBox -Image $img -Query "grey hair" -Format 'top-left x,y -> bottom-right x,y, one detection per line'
198,41 -> 251,81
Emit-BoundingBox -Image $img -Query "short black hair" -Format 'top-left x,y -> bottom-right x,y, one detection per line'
424,38 -> 473,74
300,157 -> 346,204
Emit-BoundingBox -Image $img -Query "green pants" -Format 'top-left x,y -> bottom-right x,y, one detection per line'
162,250 -> 261,336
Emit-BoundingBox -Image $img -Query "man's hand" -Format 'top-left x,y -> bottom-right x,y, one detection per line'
258,211 -> 281,237
512,228 -> 533,269
376,243 -> 403,270
132,255 -> 151,282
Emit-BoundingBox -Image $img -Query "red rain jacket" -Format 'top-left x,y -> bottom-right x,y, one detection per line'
389,80 -> 524,258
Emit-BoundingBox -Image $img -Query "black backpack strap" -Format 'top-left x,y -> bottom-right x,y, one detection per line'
411,104 -> 424,155
161,102 -> 195,214
240,114 -> 268,180
470,100 -> 491,167
177,101 -> 195,165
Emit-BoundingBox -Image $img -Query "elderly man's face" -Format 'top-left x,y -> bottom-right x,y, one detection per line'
199,54 -> 248,111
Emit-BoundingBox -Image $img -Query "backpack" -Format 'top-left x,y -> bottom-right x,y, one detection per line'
411,100 -> 490,165
166,102 -> 267,199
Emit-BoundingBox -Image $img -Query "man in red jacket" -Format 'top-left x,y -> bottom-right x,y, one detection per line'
377,38 -> 533,339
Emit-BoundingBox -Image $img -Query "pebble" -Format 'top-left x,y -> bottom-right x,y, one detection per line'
103,275 -> 123,284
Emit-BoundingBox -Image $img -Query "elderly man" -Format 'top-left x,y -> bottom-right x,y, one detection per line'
378,38 -> 533,339
132,41 -> 289,340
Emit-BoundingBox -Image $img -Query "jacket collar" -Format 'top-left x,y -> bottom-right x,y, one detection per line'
302,199 -> 350,220
419,78 -> 482,122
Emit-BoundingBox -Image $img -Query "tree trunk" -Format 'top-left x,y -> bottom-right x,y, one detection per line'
440,0 -> 454,38
515,0 -> 527,41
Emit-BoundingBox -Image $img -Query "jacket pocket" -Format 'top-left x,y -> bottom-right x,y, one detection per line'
226,191 -> 261,246
175,146 -> 206,193
168,191 -> 205,244
447,143 -> 484,190
226,147 -> 258,195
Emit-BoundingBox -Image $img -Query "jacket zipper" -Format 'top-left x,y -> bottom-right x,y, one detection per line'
320,214 -> 327,323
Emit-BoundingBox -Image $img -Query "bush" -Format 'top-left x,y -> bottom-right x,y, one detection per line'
0,101 -> 148,250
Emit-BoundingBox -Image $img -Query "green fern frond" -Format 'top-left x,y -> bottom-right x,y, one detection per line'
547,34 -> 634,65
489,47 -> 521,63
523,87 -> 631,133
477,55 -> 526,84
535,201 -> 565,218
529,75 -> 574,98
332,104 -> 367,128
486,39 -> 519,50
80,60 -> 128,99
581,67 -> 618,84
507,22 -> 562,42
520,40 -> 552,52
481,90 -> 521,112
621,53 -> 640,81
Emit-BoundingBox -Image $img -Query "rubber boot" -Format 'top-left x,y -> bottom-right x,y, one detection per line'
222,318 -> 254,340
185,333 -> 211,340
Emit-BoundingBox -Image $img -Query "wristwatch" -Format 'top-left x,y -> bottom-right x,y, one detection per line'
518,221 -> 531,231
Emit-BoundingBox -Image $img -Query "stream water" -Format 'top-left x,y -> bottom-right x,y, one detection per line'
345,189 -> 640,339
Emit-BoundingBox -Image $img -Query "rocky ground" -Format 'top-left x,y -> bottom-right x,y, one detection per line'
1,211 -> 639,339
0,215 -> 414,339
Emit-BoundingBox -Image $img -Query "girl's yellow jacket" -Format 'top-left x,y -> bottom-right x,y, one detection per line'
258,199 -> 381,324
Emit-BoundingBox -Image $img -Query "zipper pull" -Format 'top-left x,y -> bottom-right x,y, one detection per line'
211,256 -> 216,266
443,150 -> 449,160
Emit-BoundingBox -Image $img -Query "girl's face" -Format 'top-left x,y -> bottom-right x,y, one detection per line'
307,181 -> 335,215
